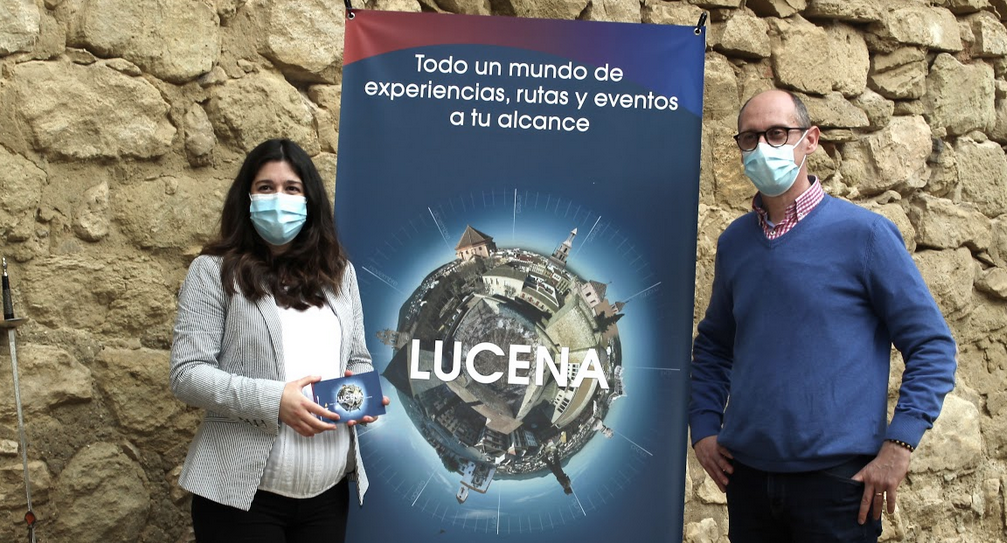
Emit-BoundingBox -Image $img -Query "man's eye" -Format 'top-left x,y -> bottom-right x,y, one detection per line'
766,128 -> 786,139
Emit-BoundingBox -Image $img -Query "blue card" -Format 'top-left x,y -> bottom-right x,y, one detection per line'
311,371 -> 386,424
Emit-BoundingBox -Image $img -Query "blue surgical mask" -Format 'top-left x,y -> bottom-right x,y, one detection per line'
249,193 -> 307,246
742,130 -> 808,197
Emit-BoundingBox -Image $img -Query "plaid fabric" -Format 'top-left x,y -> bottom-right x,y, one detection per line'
752,176 -> 824,240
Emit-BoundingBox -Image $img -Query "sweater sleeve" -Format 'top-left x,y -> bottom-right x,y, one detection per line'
689,244 -> 736,446
865,219 -> 957,448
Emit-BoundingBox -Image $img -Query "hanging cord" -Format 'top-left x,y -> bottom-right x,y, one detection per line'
694,12 -> 707,35
3,258 -> 36,543
345,0 -> 355,19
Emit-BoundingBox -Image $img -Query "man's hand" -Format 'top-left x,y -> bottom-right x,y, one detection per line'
852,441 -> 912,525
694,435 -> 734,492
278,375 -> 340,437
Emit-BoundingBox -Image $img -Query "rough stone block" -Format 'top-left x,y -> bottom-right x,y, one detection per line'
908,193 -> 992,251
642,0 -> 704,26
261,0 -> 345,84
948,0 -> 990,14
769,16 -> 832,95
584,0 -> 642,23
206,71 -> 320,155
366,0 -> 422,10
72,181 -> 109,242
688,0 -> 741,8
0,440 -> 16,456
0,460 -> 51,508
8,61 -> 175,160
50,443 -> 150,543
805,0 -> 882,23
924,54 -> 995,137
21,255 -> 176,338
698,475 -> 727,504
419,0 -> 490,14
0,345 -> 92,418
993,219 -> 1007,267
703,53 -> 739,123
976,267 -> 1007,299
94,348 -> 191,434
712,10 -> 770,59
68,0 -> 219,83
825,23 -> 870,96
870,5 -> 963,52
747,0 -> 806,18
955,138 -> 1007,218
869,47 -> 927,100
914,394 -> 983,473
851,87 -> 894,130
512,0 -> 591,20
0,147 -> 45,241
965,10 -> 1007,57
183,105 -> 216,166
798,91 -> 869,129
839,115 -> 932,196
0,0 -> 40,55
113,175 -> 229,250
684,518 -> 720,543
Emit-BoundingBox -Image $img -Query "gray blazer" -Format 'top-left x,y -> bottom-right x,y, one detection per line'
169,254 -> 372,511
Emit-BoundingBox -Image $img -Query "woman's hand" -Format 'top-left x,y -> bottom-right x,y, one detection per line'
342,370 -> 392,427
278,375 -> 340,437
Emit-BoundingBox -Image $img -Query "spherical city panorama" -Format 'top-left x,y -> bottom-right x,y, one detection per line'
381,225 -> 626,502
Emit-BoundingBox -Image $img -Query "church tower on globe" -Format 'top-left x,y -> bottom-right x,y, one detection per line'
549,228 -> 577,267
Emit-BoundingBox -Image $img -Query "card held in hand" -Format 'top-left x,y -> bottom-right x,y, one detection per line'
311,371 -> 386,424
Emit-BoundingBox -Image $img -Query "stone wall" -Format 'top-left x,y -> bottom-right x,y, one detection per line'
0,0 -> 1004,541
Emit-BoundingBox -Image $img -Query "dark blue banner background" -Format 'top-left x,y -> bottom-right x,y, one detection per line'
335,11 -> 704,542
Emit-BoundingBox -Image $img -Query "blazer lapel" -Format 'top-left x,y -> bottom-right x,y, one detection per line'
254,294 -> 285,380
326,289 -> 351,373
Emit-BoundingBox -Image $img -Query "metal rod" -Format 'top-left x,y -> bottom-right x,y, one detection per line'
7,327 -> 35,542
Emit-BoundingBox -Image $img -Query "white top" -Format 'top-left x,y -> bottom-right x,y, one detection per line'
258,302 -> 350,498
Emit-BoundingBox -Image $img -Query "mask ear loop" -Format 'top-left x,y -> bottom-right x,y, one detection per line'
793,129 -> 810,172
793,129 -> 809,147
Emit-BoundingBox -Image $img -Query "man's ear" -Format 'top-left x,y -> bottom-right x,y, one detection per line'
803,126 -> 821,155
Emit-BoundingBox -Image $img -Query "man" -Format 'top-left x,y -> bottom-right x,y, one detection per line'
689,89 -> 957,542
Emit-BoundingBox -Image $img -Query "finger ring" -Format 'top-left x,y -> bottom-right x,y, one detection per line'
875,492 -> 884,496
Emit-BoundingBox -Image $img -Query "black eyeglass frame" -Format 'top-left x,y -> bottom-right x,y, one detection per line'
733,126 -> 809,152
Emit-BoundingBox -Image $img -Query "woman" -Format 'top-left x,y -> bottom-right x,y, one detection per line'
170,138 -> 386,542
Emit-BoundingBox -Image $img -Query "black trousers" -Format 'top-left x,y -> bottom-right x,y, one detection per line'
726,456 -> 883,543
191,479 -> 349,543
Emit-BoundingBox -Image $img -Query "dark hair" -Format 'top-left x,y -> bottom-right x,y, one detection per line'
738,90 -> 812,129
201,139 -> 346,309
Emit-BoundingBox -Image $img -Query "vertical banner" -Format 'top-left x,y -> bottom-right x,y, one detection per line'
335,10 -> 704,542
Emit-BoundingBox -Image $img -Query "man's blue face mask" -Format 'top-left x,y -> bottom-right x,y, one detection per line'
742,130 -> 808,197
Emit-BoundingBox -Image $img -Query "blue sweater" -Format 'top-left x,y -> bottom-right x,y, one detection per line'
689,195 -> 956,472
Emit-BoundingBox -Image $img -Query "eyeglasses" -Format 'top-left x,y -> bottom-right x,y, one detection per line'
733,127 -> 808,152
